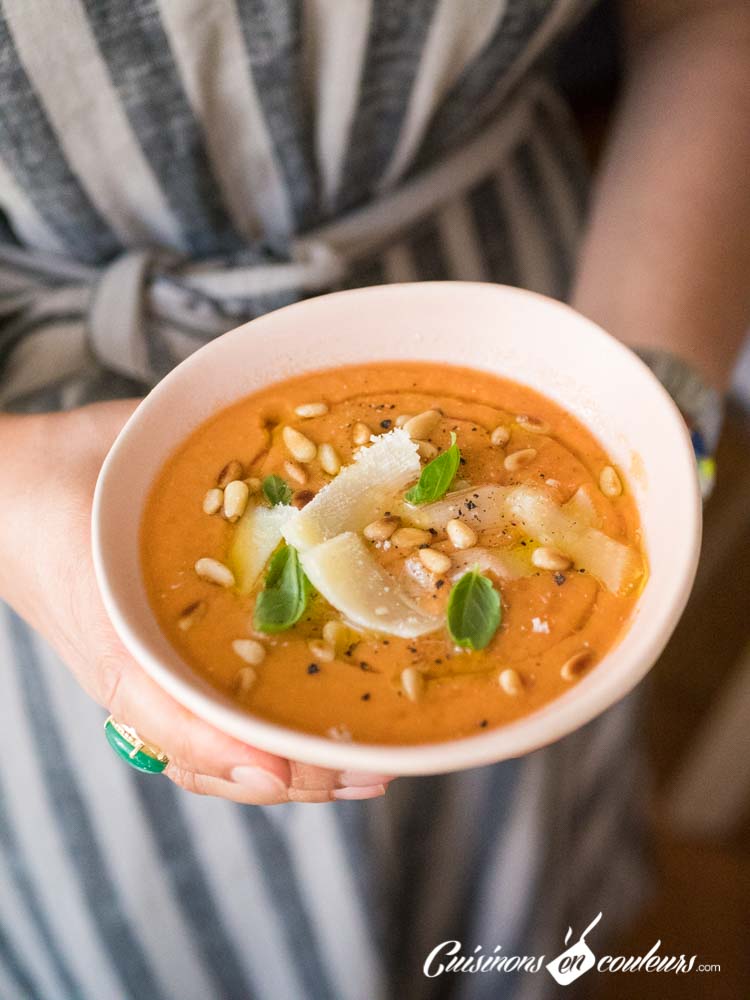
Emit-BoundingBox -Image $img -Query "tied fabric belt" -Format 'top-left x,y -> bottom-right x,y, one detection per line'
0,81 -> 549,404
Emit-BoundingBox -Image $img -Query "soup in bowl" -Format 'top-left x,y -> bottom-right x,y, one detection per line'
93,282 -> 701,774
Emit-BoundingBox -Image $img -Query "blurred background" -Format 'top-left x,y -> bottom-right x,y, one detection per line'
558,4 -> 750,997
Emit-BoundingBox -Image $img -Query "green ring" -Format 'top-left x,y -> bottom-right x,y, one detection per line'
104,718 -> 168,774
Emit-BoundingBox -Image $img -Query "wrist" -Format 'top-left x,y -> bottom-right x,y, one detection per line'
632,346 -> 723,499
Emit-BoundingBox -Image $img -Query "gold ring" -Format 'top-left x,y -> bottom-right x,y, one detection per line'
103,716 -> 169,774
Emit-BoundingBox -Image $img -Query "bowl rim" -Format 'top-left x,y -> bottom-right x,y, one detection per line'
92,281 -> 702,774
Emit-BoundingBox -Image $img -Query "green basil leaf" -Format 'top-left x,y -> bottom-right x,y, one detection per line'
446,569 -> 501,650
404,432 -> 460,505
253,544 -> 310,633
262,474 -> 293,507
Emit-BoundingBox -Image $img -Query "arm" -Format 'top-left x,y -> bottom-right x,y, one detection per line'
572,0 -> 750,394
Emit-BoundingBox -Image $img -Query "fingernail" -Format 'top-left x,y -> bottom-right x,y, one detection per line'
231,766 -> 288,802
338,771 -> 393,787
333,784 -> 386,800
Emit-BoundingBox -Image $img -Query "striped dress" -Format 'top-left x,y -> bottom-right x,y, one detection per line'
0,3 -> 650,998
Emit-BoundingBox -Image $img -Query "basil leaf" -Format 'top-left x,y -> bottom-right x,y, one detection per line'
404,432 -> 460,505
253,544 -> 310,633
446,569 -> 501,650
262,474 -> 293,507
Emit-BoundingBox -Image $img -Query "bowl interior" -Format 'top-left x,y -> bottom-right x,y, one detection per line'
92,282 -> 701,774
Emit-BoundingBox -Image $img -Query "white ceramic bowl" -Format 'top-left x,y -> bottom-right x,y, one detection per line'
92,282 -> 701,775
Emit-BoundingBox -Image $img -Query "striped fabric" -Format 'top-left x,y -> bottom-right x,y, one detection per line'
0,3 -> 649,999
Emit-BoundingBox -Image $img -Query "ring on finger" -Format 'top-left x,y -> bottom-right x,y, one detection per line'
104,715 -> 169,774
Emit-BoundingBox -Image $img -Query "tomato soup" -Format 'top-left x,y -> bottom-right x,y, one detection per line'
141,363 -> 644,745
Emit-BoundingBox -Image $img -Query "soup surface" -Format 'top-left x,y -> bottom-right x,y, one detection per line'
142,363 -> 644,744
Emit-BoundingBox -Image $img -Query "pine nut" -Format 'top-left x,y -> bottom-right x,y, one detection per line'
419,547 -> 452,574
516,414 -> 550,434
284,460 -> 307,485
223,480 -> 250,522
244,477 -> 261,492
403,409 -> 441,440
395,413 -> 414,428
308,639 -> 335,662
323,620 -> 349,651
232,638 -> 266,665
217,459 -> 244,488
292,489 -> 315,509
352,421 -> 372,446
234,666 -> 257,696
363,516 -> 400,541
318,442 -> 341,476
417,440 -> 438,461
599,465 -> 622,497
401,666 -> 424,702
195,557 -> 235,588
504,448 -> 537,472
202,487 -> 224,515
391,526 -> 432,549
561,650 -> 591,682
177,600 -> 207,631
499,668 -> 523,695
294,401 -> 328,419
490,425 -> 510,446
446,518 -> 477,549
531,546 -> 572,572
283,426 -> 317,463
327,724 -> 352,742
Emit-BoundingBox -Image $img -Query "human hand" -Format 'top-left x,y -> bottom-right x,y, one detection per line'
0,401 -> 391,803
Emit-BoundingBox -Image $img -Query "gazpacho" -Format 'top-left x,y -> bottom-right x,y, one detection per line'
141,363 -> 644,744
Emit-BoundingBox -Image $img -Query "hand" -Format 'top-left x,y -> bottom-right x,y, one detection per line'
0,401 -> 391,803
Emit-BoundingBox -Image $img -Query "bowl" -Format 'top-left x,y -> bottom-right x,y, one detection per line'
92,282 -> 701,775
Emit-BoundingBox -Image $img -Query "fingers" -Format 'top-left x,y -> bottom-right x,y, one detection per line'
287,762 -> 393,802
104,648 -> 393,804
165,766 -> 289,805
167,762 -> 393,805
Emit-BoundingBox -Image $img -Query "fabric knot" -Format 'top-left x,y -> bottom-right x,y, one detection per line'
88,248 -> 178,383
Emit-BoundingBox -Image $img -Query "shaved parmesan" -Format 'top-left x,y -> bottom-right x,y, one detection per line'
448,546 -> 534,582
228,504 -> 296,594
505,486 -> 642,595
283,429 -> 420,550
561,484 -> 600,529
402,484 -> 510,531
406,480 -> 641,595
300,532 -> 441,637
